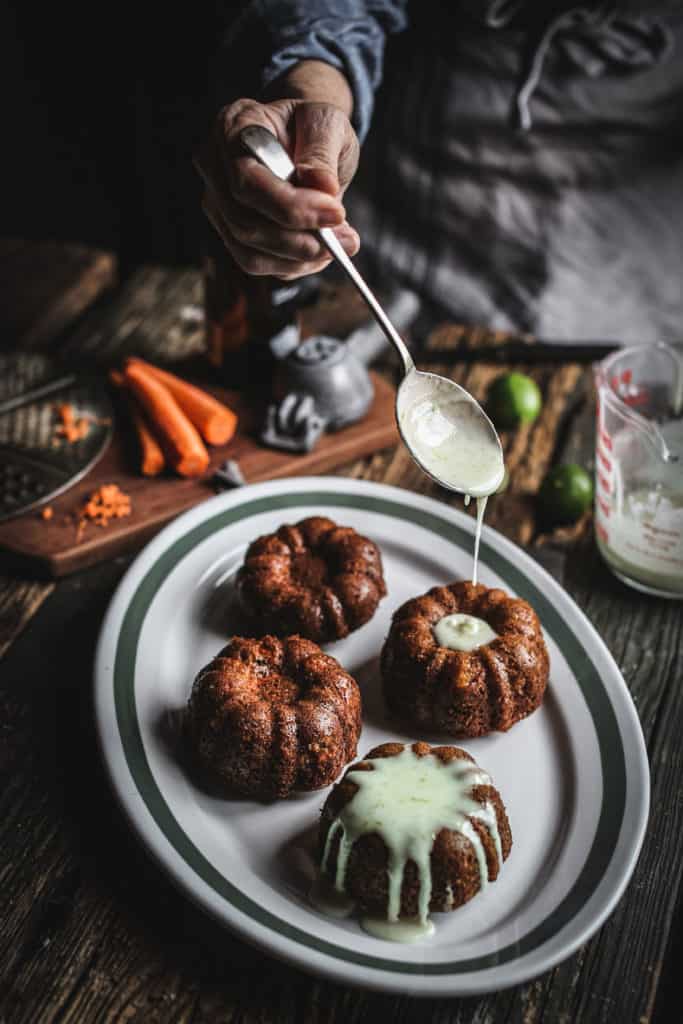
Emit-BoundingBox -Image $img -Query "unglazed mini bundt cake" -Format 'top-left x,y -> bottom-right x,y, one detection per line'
236,516 -> 386,643
318,742 -> 512,927
381,581 -> 549,737
187,634 -> 362,800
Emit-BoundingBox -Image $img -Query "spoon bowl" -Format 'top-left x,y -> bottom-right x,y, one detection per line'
396,368 -> 505,498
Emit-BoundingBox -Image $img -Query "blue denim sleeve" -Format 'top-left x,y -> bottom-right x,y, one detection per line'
255,1 -> 408,141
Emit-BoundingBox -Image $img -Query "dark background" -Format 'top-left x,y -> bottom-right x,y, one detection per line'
3,4 -> 254,276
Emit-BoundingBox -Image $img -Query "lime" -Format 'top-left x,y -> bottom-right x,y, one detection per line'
539,464 -> 594,525
487,372 -> 542,429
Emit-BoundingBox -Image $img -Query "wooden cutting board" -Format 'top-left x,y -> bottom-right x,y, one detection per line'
0,371 -> 397,577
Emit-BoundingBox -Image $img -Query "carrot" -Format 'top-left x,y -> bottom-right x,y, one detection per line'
126,356 -> 237,446
109,368 -> 165,476
123,362 -> 209,477
127,396 -> 166,476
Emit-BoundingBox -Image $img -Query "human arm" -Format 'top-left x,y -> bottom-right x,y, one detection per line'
195,2 -> 407,279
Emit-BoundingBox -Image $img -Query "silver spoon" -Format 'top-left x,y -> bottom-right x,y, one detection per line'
240,125 -> 504,497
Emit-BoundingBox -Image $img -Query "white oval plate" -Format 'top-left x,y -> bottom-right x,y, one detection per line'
94,477 -> 649,996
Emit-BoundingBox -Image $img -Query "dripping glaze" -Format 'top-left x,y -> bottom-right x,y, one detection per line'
319,745 -> 503,941
400,389 -> 504,583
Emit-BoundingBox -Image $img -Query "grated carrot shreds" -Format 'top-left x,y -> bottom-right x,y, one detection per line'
54,402 -> 92,443
76,483 -> 132,540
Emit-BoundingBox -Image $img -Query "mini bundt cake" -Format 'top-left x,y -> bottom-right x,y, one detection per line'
318,742 -> 512,925
236,516 -> 386,643
381,581 -> 549,737
187,634 -> 362,800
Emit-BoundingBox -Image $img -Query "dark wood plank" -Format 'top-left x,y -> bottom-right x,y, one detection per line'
61,265 -> 205,365
0,239 -> 117,351
0,574 -> 53,659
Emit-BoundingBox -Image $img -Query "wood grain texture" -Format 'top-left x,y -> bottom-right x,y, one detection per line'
0,574 -> 53,659
0,261 -> 679,1024
0,239 -> 117,351
61,265 -> 206,365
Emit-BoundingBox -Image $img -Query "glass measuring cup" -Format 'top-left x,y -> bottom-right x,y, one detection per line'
594,343 -> 683,598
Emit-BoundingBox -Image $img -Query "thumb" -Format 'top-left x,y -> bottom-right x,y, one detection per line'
293,104 -> 346,197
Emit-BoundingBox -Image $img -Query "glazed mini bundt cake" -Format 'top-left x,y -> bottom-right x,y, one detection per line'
381,581 -> 549,737
236,516 -> 386,643
187,634 -> 362,800
318,742 -> 512,925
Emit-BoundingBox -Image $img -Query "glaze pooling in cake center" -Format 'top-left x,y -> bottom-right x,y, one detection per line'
320,745 -> 502,927
433,612 -> 498,652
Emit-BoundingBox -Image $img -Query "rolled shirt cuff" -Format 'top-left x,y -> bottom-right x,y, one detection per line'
260,16 -> 391,141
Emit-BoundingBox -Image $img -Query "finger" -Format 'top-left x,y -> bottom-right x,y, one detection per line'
293,104 -> 344,195
205,181 -> 359,267
209,99 -> 348,229
293,104 -> 360,196
225,231 -> 333,279
228,156 -> 345,230
198,133 -> 338,232
216,187 -> 359,261
203,188 -> 333,278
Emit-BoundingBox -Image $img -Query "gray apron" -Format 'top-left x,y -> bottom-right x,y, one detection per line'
347,3 -> 683,343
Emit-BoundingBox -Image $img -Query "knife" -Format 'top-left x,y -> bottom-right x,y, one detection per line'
415,338 -> 621,364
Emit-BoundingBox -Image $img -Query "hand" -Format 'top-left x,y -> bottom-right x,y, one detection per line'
195,96 -> 360,280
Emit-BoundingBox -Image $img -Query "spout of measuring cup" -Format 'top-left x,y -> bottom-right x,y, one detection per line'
599,385 -> 679,464
595,342 -> 683,465
641,417 -> 679,464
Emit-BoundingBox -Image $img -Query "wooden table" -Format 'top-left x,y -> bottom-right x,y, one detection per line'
1,252 -> 680,1024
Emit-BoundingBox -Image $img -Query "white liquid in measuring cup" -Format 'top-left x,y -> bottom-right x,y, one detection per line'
596,419 -> 683,595
400,390 -> 504,583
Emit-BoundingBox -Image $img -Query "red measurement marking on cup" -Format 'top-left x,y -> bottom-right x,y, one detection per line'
597,448 -> 611,472
596,522 -> 609,543
611,368 -> 649,407
600,429 -> 613,451
598,471 -> 611,494
598,496 -> 611,517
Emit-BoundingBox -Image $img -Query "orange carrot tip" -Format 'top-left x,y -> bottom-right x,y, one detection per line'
123,362 -> 209,478
125,356 -> 238,446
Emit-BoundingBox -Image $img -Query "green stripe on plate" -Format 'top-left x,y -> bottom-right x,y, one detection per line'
114,492 -> 625,974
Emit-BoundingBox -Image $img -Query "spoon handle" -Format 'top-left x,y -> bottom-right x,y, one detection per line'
239,125 -> 415,377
